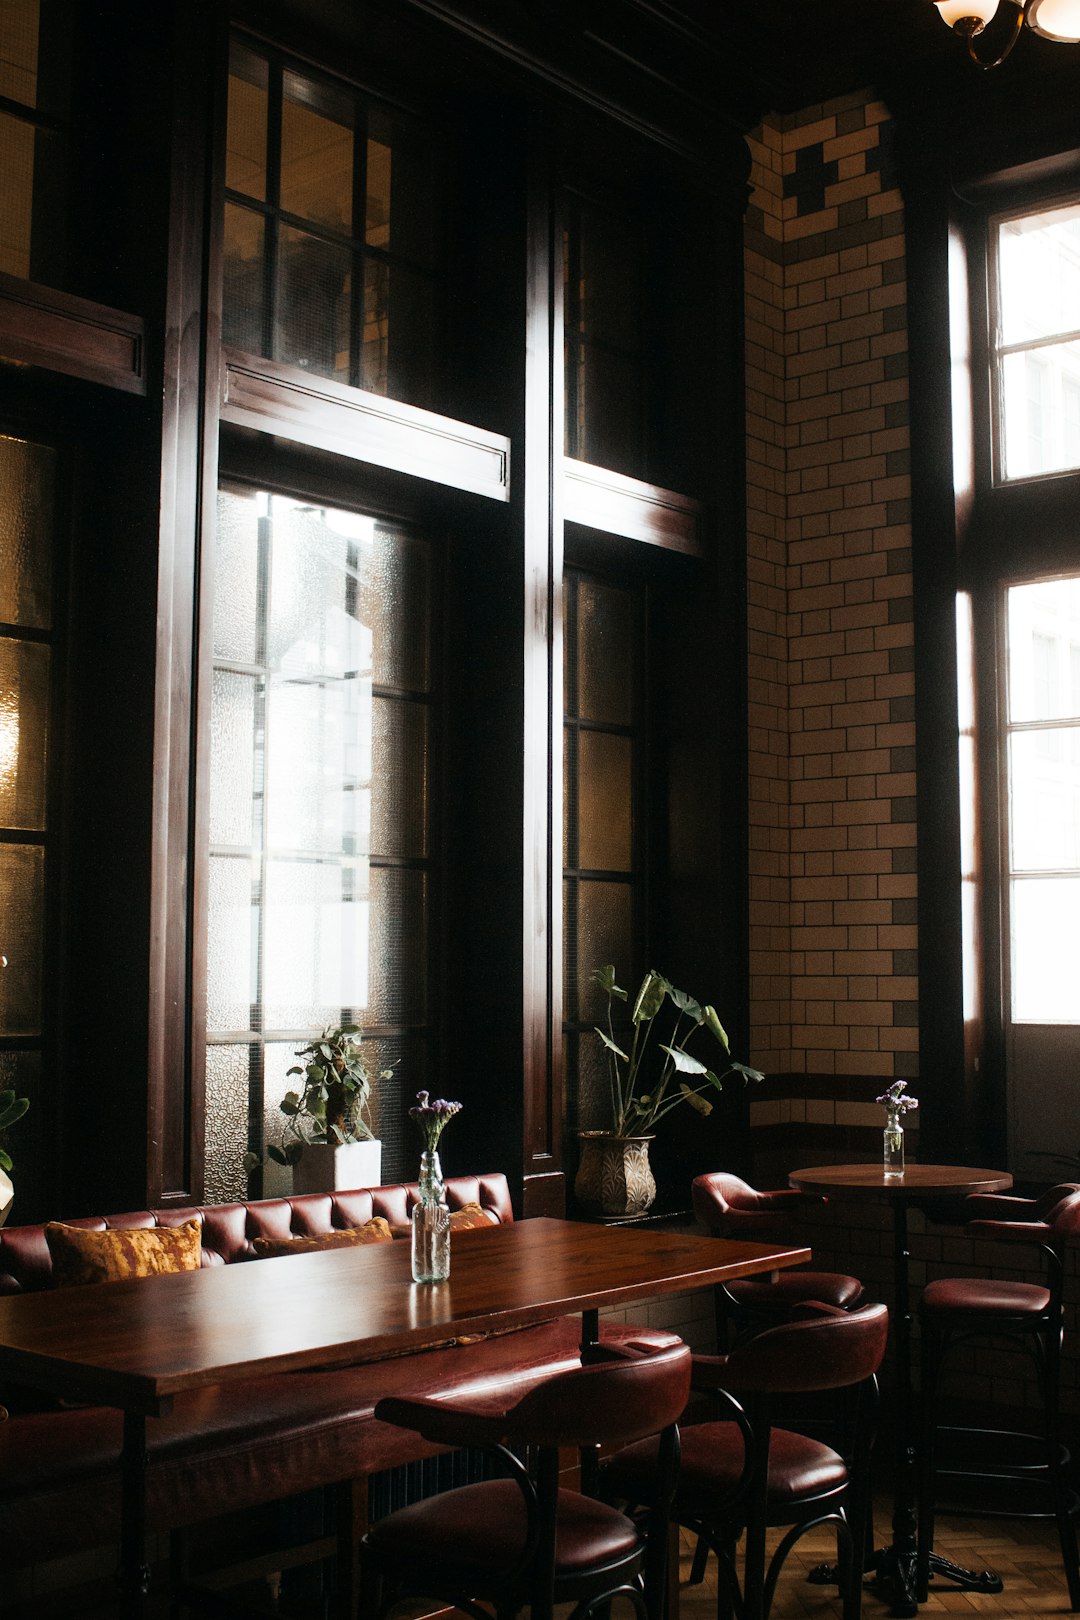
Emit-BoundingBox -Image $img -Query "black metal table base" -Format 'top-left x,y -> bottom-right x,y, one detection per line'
809,1544 -> 1003,1618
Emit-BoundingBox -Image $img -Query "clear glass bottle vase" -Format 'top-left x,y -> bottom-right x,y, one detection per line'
411,1148 -> 451,1282
883,1108 -> 905,1179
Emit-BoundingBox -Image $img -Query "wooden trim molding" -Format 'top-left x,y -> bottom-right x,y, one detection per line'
563,459 -> 704,555
0,271 -> 145,395
220,350 -> 511,501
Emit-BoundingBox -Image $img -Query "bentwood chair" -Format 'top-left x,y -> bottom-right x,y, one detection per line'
917,1183 -> 1080,1609
358,1339 -> 692,1620
602,1301 -> 889,1620
692,1172 -> 866,1347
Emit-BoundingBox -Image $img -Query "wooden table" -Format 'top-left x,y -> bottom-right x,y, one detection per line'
0,1214 -> 811,1615
790,1164 -> 1012,1618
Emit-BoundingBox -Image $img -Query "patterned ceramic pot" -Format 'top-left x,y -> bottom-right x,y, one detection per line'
574,1131 -> 657,1217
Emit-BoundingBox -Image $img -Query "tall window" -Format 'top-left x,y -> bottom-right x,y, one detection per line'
563,194 -> 646,478
0,433 -> 56,1170
205,488 -> 434,1201
562,569 -> 643,1138
1004,575 -> 1080,1022
995,200 -> 1080,482
0,0 -> 70,285
224,39 -> 442,406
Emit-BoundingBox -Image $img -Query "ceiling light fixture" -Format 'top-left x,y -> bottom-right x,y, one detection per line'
934,0 -> 1080,66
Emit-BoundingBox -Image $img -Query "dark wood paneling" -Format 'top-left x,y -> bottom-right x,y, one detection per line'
220,352 -> 511,501
0,273 -> 144,395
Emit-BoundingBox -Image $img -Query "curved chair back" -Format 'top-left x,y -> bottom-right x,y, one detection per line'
506,1341 -> 692,1450
717,1300 -> 888,1395
691,1172 -> 803,1238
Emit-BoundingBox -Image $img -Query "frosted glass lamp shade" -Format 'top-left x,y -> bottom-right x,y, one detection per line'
934,0 -> 1000,28
1027,0 -> 1080,38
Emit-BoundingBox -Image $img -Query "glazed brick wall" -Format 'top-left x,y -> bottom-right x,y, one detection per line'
744,93 -> 917,1137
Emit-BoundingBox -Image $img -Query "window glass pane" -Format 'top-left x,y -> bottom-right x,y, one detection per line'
208,670 -> 256,847
577,346 -> 644,474
578,731 -> 632,872
578,578 -> 633,725
0,844 -> 44,1036
567,878 -> 633,1023
0,639 -> 49,831
1001,343 -> 1080,480
0,435 -> 55,629
1011,875 -> 1080,1021
281,69 -> 353,231
226,44 -> 268,201
275,224 -> 351,380
1010,730 -> 1080,870
206,854 -> 255,1032
1007,577 -> 1080,721
0,111 -> 35,279
0,0 -> 39,106
999,203 -> 1080,346
366,111 -> 439,269
203,1044 -> 254,1204
222,203 -> 266,356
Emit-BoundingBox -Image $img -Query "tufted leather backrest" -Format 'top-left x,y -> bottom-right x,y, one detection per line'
0,1173 -> 514,1295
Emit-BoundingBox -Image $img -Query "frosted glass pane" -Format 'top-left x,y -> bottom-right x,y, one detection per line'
362,527 -> 431,692
0,638 -> 48,831
1001,345 -> 1080,481
565,878 -> 632,1025
1007,577 -> 1080,722
0,112 -> 33,280
213,488 -> 260,662
0,843 -> 44,1035
577,731 -> 632,872
366,110 -> 439,269
999,203 -> 1080,346
266,505 -> 370,675
262,1040 -> 304,1199
265,670 -> 371,854
367,866 -> 427,1024
572,1029 -> 624,1133
206,855 -> 255,1034
0,435 -> 55,630
0,0 -> 38,106
209,670 -> 255,847
281,70 -> 353,230
1010,730 -> 1080,871
275,224 -> 351,383
204,1044 -> 252,1204
577,579 -> 633,725
262,856 -> 370,1029
226,45 -> 267,201
223,203 -> 266,357
1012,876 -> 1080,1022
371,696 -> 427,859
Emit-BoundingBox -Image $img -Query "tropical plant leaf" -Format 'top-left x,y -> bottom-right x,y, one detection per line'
667,985 -> 703,1022
267,1145 -> 288,1165
242,1150 -> 261,1173
729,1060 -> 765,1083
660,1044 -> 708,1075
593,1026 -> 629,1061
0,1148 -> 13,1172
284,1141 -> 305,1165
679,1083 -> 713,1116
632,970 -> 667,1024
702,1006 -> 730,1050
280,1092 -> 301,1116
591,963 -> 627,1001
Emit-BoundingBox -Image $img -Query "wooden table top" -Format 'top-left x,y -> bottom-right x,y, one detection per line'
0,1217 -> 810,1416
789,1164 -> 1013,1199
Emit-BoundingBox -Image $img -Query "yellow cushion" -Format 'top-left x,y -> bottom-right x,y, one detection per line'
252,1217 -> 393,1258
45,1220 -> 202,1288
449,1201 -> 494,1231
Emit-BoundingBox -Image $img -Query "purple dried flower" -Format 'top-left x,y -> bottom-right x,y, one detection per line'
410,1090 -> 463,1150
876,1079 -> 918,1114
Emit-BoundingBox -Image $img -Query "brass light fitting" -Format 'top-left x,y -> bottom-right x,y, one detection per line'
934,0 -> 1080,66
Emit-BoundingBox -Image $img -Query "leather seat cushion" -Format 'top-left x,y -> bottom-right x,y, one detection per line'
604,1420 -> 847,1509
364,1478 -> 639,1574
0,1317 -> 679,1564
922,1278 -> 1051,1317
727,1271 -> 864,1311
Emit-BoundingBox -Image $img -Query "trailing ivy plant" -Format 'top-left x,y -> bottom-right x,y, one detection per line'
243,1025 -> 393,1171
592,965 -> 763,1136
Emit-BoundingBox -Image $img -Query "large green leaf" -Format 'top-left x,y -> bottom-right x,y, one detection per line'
659,1044 -> 708,1075
679,1083 -> 714,1116
593,1027 -> 629,1061
591,963 -> 627,1002
667,985 -> 704,1022
702,1006 -> 730,1051
729,1060 -> 765,1083
267,1145 -> 288,1165
632,970 -> 667,1024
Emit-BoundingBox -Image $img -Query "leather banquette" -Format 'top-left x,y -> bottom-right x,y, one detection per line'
0,1174 -> 676,1567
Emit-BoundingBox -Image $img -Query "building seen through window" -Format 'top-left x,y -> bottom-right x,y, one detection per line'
996,200 -> 1080,481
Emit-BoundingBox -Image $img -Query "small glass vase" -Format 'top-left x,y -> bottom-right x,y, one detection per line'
411,1148 -> 451,1283
883,1107 -> 905,1179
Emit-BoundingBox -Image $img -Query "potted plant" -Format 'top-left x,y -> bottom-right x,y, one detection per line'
0,1087 -> 29,1226
576,965 -> 763,1218
245,1025 -> 393,1193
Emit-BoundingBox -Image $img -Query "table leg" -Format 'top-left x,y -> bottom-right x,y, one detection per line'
118,1411 -> 152,1617
868,1199 -> 1003,1617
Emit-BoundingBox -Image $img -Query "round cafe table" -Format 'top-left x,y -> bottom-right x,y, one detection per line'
789,1163 -> 1012,1618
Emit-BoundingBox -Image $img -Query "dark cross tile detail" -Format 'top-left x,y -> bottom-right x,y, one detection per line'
782,141 -> 840,217
866,120 -> 898,192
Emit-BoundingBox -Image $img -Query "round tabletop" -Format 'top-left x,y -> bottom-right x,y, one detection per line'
789,1163 -> 1012,1198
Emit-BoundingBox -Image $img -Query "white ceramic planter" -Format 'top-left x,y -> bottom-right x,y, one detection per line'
0,1168 -> 12,1227
292,1139 -> 383,1195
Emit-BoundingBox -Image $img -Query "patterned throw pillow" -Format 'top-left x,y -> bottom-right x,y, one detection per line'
45,1220 -> 203,1288
252,1217 -> 394,1258
449,1201 -> 495,1231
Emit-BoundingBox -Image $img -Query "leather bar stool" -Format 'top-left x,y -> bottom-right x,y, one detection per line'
602,1301 -> 889,1620
916,1183 -> 1080,1609
358,1338 -> 692,1620
692,1172 -> 866,1349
